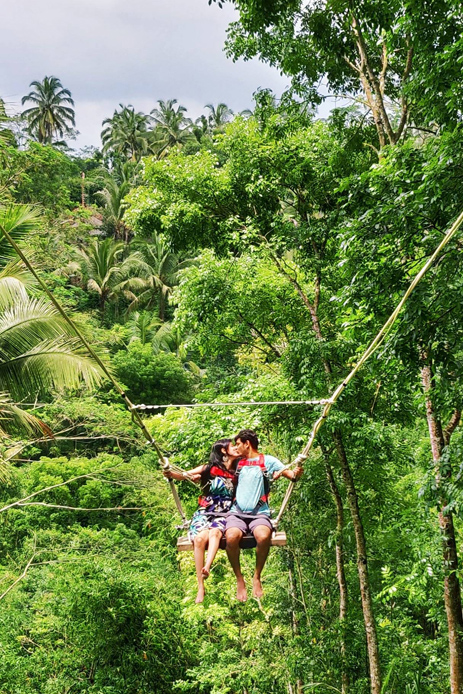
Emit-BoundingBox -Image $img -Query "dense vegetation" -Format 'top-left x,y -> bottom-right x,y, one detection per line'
1,2 -> 463,692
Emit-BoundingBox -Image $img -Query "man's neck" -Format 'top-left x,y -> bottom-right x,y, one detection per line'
245,448 -> 260,459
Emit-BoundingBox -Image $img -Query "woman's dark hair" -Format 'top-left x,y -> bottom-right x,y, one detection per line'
200,438 -> 234,491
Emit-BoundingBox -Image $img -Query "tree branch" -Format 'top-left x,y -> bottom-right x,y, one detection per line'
0,465 -> 124,514
444,409 -> 461,447
0,551 -> 36,602
15,503 -> 148,512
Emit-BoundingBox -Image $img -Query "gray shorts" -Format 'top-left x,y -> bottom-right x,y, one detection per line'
226,513 -> 273,536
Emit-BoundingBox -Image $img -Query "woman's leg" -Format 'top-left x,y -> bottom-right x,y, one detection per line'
202,527 -> 223,577
193,530 -> 209,603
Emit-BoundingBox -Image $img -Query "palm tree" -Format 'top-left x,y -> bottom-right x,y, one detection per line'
76,238 -> 141,314
119,235 -> 194,320
101,105 -> 150,162
21,76 -> 75,144
96,163 -> 136,242
126,311 -> 162,345
205,103 -> 234,132
0,206 -> 102,435
150,99 -> 193,157
192,114 -> 210,143
0,99 -> 15,147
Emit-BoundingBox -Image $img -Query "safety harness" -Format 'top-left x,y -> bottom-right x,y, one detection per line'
234,454 -> 271,516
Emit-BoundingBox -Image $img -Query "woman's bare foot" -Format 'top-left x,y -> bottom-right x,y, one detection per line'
252,576 -> 264,599
195,585 -> 205,603
236,577 -> 248,602
201,566 -> 210,578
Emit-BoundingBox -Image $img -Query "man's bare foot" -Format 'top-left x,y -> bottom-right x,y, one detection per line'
201,566 -> 210,578
252,576 -> 264,599
236,578 -> 247,602
195,586 -> 205,603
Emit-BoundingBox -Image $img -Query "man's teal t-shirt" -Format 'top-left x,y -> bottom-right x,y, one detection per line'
231,454 -> 284,516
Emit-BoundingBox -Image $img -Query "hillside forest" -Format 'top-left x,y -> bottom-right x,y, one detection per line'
2,1 -> 463,693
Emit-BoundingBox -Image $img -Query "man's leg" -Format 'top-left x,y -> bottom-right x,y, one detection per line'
250,520 -> 272,598
225,516 -> 248,602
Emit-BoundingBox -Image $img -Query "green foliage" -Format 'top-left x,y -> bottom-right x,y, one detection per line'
111,342 -> 194,405
1,142 -> 77,211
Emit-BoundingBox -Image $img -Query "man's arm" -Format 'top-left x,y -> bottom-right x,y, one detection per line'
272,466 -> 303,482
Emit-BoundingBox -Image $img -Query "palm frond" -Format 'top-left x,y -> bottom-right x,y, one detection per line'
0,337 -> 102,399
0,295 -> 79,359
0,205 -> 42,265
0,392 -> 53,439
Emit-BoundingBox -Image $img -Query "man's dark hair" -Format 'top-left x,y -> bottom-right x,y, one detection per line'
235,429 -> 259,450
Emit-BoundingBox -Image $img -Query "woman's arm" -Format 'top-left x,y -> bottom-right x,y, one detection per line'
163,464 -> 206,481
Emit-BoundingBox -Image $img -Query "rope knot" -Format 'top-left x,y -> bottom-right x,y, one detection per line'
294,453 -> 308,466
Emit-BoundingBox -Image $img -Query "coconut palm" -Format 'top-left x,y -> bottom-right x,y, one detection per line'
101,105 -> 151,162
151,320 -> 202,376
96,164 -> 135,242
118,236 -> 194,320
0,99 -> 15,147
21,76 -> 75,144
204,103 -> 234,131
192,114 -> 210,143
76,238 -> 141,314
126,311 -> 162,345
0,206 -> 102,435
150,99 -> 193,157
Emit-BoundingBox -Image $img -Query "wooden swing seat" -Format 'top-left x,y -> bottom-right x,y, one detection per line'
177,531 -> 287,552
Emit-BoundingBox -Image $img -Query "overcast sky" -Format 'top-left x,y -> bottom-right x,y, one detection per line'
1,0 -> 294,150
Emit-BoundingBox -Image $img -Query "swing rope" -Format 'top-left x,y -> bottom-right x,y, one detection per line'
131,399 -> 327,410
273,207 -> 463,527
0,222 -> 190,527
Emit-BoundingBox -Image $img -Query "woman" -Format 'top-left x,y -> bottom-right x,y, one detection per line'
164,438 -> 239,603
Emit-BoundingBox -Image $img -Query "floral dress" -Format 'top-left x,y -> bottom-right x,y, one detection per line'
189,465 -> 236,539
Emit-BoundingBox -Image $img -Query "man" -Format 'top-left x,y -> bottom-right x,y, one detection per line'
225,429 -> 302,601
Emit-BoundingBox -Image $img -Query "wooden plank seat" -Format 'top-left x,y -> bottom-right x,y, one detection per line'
177,531 -> 287,552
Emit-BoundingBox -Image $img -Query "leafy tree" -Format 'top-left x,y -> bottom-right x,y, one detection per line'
21,76 -> 75,145
11,142 -> 78,211
218,0 -> 463,148
336,129 -> 463,693
111,342 -> 194,405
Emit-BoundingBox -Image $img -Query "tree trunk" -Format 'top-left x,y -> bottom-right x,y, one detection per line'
268,249 -> 381,693
333,430 -> 381,694
288,564 -> 305,694
421,362 -> 463,694
325,454 -> 350,694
